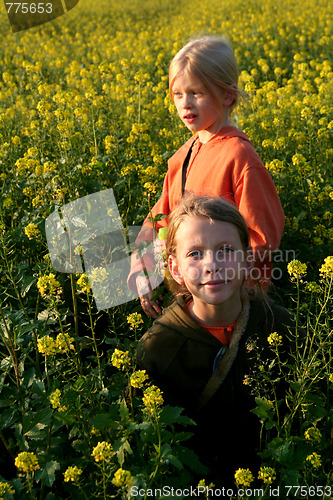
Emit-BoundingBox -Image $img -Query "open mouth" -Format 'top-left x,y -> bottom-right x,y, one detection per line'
183,114 -> 197,122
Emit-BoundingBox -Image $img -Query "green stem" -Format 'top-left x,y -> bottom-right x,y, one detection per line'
26,476 -> 34,500
0,233 -> 31,323
87,292 -> 103,388
102,460 -> 107,500
0,304 -> 24,414
70,274 -> 79,338
144,408 -> 162,499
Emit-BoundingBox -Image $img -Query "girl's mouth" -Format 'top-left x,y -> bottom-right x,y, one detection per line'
203,280 -> 228,288
183,114 -> 197,123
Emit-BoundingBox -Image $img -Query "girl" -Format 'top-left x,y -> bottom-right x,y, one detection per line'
128,36 -> 285,318
137,195 -> 294,484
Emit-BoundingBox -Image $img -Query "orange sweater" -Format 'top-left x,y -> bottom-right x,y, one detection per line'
128,126 -> 284,292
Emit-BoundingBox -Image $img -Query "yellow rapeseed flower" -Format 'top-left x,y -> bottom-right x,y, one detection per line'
127,312 -> 144,329
91,441 -> 113,462
234,468 -> 254,487
112,468 -> 133,488
111,349 -> 131,371
63,465 -> 83,483
37,336 -> 58,356
142,385 -> 164,414
56,333 -> 75,352
304,426 -> 322,443
15,452 -> 40,474
37,273 -> 62,299
130,370 -> 149,389
0,481 -> 15,497
24,223 -> 40,240
258,466 -> 276,484
306,452 -> 321,469
49,389 -> 61,409
77,273 -> 91,293
287,260 -> 307,279
319,256 -> 333,278
267,332 -> 283,346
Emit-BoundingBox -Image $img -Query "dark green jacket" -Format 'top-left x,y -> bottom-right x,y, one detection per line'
138,294 -> 296,484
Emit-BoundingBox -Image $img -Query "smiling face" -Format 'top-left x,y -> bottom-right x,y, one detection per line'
169,215 -> 249,324
171,73 -> 230,143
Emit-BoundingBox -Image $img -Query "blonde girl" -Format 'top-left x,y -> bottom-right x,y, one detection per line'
129,36 -> 284,318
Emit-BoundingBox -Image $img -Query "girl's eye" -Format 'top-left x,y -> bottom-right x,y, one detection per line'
188,250 -> 201,259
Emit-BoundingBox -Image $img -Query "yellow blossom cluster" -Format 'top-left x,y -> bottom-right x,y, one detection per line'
306,452 -> 322,469
0,481 -> 15,498
234,468 -> 254,487
24,223 -> 40,240
76,273 -> 91,293
91,441 -> 113,463
37,333 -> 75,356
63,465 -> 83,483
267,332 -> 283,347
287,260 -> 307,279
49,389 -> 67,412
258,466 -> 276,485
37,273 -> 62,299
319,256 -> 333,278
111,468 -> 133,488
15,452 -> 40,474
111,349 -> 131,371
130,370 -> 149,389
127,312 -> 144,329
304,426 -> 322,443
142,385 -> 164,414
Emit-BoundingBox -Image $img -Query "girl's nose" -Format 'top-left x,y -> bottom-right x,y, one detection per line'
204,251 -> 219,273
183,93 -> 193,108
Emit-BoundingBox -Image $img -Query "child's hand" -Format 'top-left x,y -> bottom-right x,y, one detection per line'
136,274 -> 162,319
153,238 -> 167,273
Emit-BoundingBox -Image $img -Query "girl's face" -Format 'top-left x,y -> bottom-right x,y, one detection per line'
169,215 -> 249,321
171,73 -> 231,143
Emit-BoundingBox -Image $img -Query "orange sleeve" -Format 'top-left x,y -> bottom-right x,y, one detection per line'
234,164 -> 285,254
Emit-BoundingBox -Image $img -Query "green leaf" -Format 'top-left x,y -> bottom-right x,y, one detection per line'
22,367 -> 36,389
119,399 -> 130,420
113,438 -> 133,466
21,276 -> 37,297
35,460 -> 60,487
174,447 -> 208,475
0,408 -> 20,430
91,409 -> 119,430
22,409 -> 53,434
160,406 -> 194,426
167,454 -> 183,469
53,412 -> 76,425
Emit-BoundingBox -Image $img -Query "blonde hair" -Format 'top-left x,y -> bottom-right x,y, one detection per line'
166,195 -> 250,294
169,36 -> 242,112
